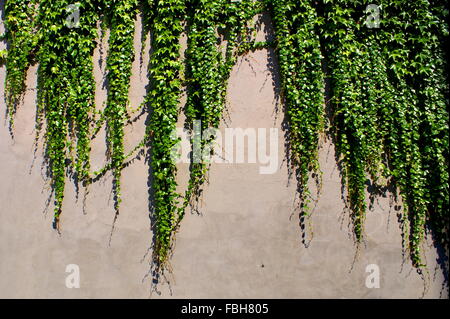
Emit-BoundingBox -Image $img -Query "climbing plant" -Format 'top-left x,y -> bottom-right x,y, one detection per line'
321,0 -> 381,242
102,0 -> 138,227
142,0 -> 185,269
35,0 -> 99,229
2,0 -> 38,129
1,0 -> 448,272
182,0 -> 260,219
266,0 -> 325,230
320,0 -> 449,266
381,0 -> 449,266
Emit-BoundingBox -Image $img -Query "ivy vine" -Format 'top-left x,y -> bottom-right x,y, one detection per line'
3,0 -> 38,130
182,0 -> 259,218
143,0 -> 185,268
102,0 -> 138,228
2,0 -> 448,272
36,0 -> 99,229
267,0 -> 325,231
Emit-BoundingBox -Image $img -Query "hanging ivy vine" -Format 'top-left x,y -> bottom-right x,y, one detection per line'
2,0 -> 38,130
383,0 -> 449,266
2,0 -> 448,272
182,0 -> 259,219
319,0 -> 448,266
102,0 -> 138,228
35,0 -> 99,229
321,0 -> 380,242
267,0 -> 325,230
142,0 -> 185,269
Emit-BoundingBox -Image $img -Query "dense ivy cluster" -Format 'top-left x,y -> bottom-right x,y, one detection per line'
143,0 -> 185,267
36,0 -> 99,229
2,0 -> 37,129
266,0 -> 325,222
2,0 -> 448,271
102,0 -> 138,226
182,0 -> 260,219
320,0 -> 449,266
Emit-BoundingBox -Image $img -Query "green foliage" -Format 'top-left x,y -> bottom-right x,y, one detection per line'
2,0 -> 448,271
182,0 -> 258,219
321,0 -> 376,241
35,0 -> 99,227
320,0 -> 449,266
103,0 -> 138,222
267,0 -> 325,219
381,0 -> 449,266
3,0 -> 38,128
0,49 -> 7,64
143,0 -> 185,269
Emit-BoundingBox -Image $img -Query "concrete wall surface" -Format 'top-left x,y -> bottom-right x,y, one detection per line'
0,13 -> 448,299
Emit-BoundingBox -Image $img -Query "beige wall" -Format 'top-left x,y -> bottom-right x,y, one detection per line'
0,12 -> 447,299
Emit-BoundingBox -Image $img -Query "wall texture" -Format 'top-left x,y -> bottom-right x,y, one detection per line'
0,12 -> 448,299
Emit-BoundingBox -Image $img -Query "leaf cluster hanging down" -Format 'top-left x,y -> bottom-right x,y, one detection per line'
2,0 -> 448,272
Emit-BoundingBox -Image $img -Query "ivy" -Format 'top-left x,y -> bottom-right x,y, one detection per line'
321,0 -> 376,241
320,0 -> 449,266
182,0 -> 224,217
35,0 -> 99,229
2,0 -> 448,272
102,0 -> 138,227
182,0 -> 257,218
384,0 -> 449,266
3,0 -> 38,129
267,0 -> 326,225
143,0 -> 185,269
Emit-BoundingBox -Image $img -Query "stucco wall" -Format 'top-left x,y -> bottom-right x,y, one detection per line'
0,12 -> 447,299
